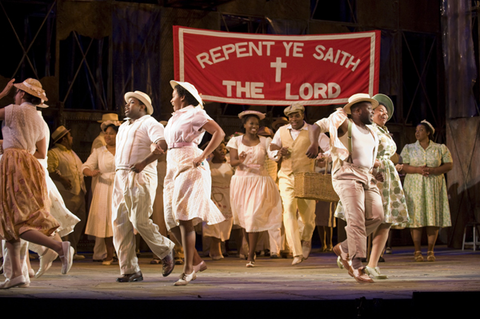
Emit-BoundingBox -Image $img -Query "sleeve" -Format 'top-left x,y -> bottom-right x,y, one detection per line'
318,133 -> 330,152
270,129 -> 282,148
440,144 -> 453,164
146,118 -> 165,144
399,144 -> 410,164
82,147 -> 100,172
47,149 -> 59,173
226,136 -> 238,150
4,105 -> 13,127
192,109 -> 212,132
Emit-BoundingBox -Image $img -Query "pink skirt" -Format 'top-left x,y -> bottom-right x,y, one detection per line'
0,148 -> 59,241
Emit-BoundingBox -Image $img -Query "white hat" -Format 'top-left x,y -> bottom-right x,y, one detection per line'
98,113 -> 119,123
14,78 -> 48,101
124,91 -> 153,115
343,93 -> 379,114
170,80 -> 203,108
238,110 -> 266,120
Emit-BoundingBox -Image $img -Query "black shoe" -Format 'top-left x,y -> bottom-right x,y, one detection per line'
116,271 -> 143,282
162,250 -> 175,277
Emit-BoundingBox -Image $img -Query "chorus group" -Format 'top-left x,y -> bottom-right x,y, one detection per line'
0,78 -> 452,288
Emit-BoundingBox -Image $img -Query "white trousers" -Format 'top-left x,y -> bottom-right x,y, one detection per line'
112,170 -> 174,275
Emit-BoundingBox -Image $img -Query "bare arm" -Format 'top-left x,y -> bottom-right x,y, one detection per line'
0,79 -> 14,100
34,137 -> 47,159
193,119 -> 225,167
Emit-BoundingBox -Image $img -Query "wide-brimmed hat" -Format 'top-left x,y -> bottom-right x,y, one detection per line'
284,103 -> 304,116
272,117 -> 289,131
98,113 -> 119,123
52,125 -> 70,144
124,91 -> 153,115
14,78 -> 48,101
37,99 -> 49,108
238,110 -> 266,120
373,94 -> 394,121
170,80 -> 203,108
343,93 -> 379,115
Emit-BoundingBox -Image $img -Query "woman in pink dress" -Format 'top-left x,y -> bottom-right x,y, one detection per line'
164,80 -> 225,286
227,111 -> 283,267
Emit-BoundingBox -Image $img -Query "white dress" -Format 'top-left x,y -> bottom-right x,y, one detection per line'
203,161 -> 234,241
163,105 -> 225,230
227,135 -> 282,232
82,146 -> 116,237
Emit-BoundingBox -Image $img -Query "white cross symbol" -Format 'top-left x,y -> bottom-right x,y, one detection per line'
270,57 -> 287,83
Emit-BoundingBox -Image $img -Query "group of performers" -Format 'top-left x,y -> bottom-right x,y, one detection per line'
0,77 -> 453,288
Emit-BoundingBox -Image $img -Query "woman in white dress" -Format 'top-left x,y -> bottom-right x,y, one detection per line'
204,142 -> 234,260
82,123 -> 118,265
164,80 -> 225,286
227,111 -> 283,267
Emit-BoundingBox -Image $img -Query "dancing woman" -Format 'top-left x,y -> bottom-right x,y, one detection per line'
227,110 -> 282,267
164,80 -> 225,286
0,79 -> 73,289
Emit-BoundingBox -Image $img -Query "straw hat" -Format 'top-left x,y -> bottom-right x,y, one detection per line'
14,78 -> 48,101
170,80 -> 203,107
284,103 -> 304,116
373,94 -> 394,121
37,99 -> 49,108
238,110 -> 266,120
100,120 -> 121,132
343,93 -> 379,115
98,113 -> 119,123
124,91 -> 153,115
52,125 -> 70,144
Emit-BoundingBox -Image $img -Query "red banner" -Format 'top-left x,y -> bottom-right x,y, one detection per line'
173,26 -> 380,106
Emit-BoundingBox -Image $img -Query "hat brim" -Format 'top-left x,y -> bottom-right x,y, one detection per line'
14,83 -> 48,102
238,111 -> 266,120
52,129 -> 71,144
124,92 -> 153,115
170,80 -> 203,107
343,98 -> 379,114
373,94 -> 394,121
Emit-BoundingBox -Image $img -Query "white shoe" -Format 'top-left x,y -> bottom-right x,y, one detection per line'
365,266 -> 388,279
174,272 -> 196,286
35,249 -> 59,278
292,255 -> 304,265
0,275 -> 26,289
60,242 -> 74,275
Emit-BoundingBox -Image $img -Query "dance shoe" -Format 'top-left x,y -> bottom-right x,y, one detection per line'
353,268 -> 374,283
364,266 -> 388,280
209,253 -> 224,261
427,251 -> 436,262
414,251 -> 424,262
102,259 -> 115,266
0,275 -> 26,289
35,249 -> 59,278
60,241 -> 74,275
174,272 -> 196,286
117,271 -> 143,282
161,250 -> 175,277
302,241 -> 312,259
292,255 -> 304,266
193,261 -> 207,273
333,244 -> 353,277
246,261 -> 255,267
270,253 -> 280,259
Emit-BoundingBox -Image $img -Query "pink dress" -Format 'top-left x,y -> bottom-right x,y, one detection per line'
227,135 -> 282,232
163,106 -> 225,230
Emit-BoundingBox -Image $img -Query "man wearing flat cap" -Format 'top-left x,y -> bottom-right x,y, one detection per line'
48,125 -> 86,259
112,90 -> 175,283
270,103 -> 330,265
307,93 -> 385,283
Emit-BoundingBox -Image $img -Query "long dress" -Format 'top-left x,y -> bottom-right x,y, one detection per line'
400,140 -> 452,228
163,105 -> 225,230
203,161 -> 234,241
334,124 -> 410,228
227,135 -> 282,233
0,103 -> 59,241
82,146 -> 116,238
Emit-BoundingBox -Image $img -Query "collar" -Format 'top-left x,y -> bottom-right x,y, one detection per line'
54,143 -> 72,152
127,114 -> 149,125
286,121 -> 308,131
172,105 -> 195,116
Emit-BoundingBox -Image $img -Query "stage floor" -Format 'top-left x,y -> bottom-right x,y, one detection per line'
1,245 -> 479,318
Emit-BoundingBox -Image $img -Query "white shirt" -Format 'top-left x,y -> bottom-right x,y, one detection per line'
115,115 -> 164,174
164,105 -> 211,148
